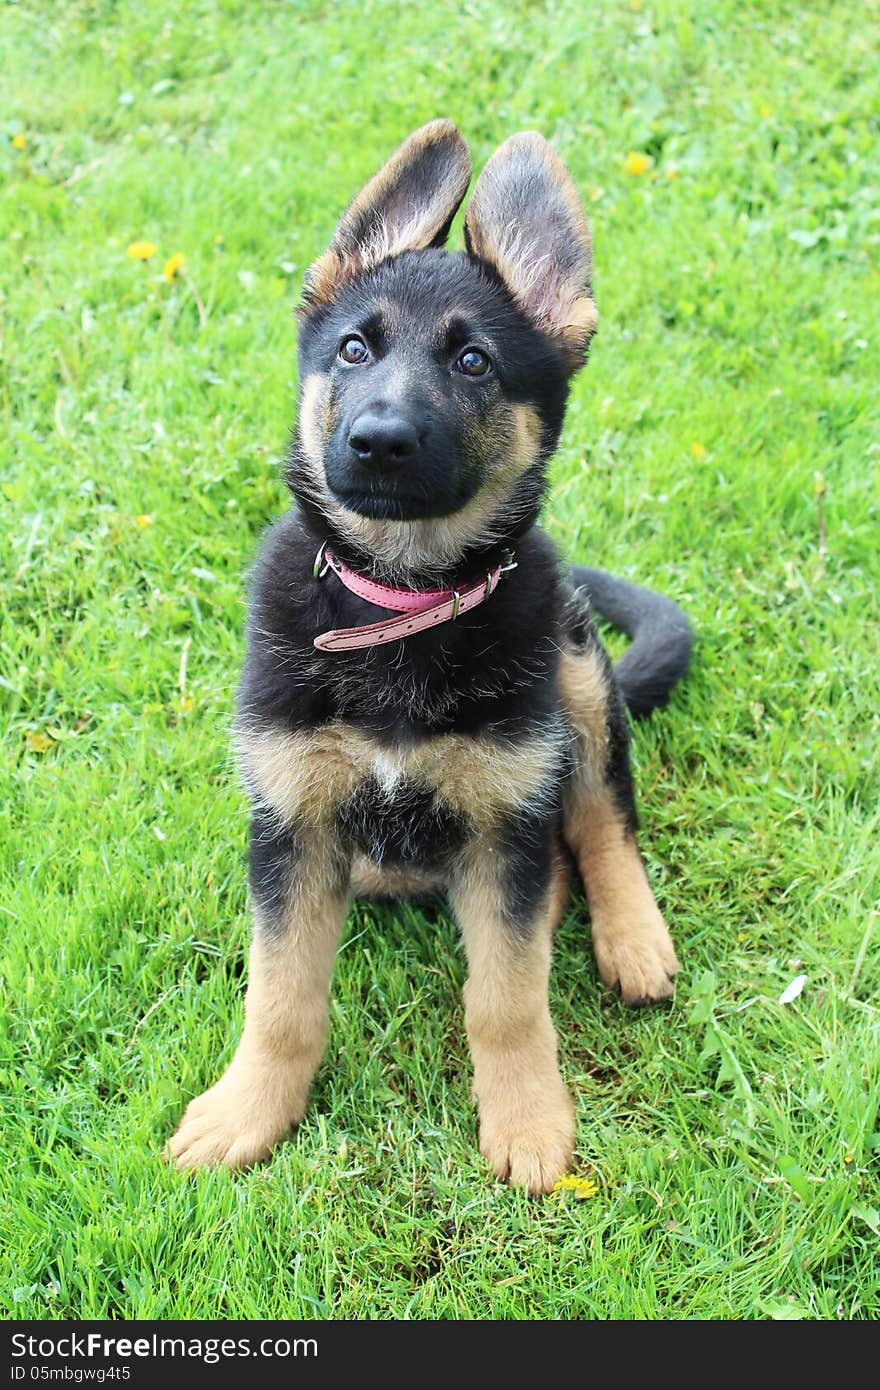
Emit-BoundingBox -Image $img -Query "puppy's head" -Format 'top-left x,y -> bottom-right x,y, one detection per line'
288,120 -> 597,576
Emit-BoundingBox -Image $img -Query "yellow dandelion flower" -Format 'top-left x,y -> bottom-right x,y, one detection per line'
127,240 -> 158,261
624,151 -> 651,176
25,730 -> 54,754
163,252 -> 185,282
553,1174 -> 600,1199
691,441 -> 707,459
759,103 -> 772,119
666,166 -> 680,180
12,132 -> 26,150
134,514 -> 154,528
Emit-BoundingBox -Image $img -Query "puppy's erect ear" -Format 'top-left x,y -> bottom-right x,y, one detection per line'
464,133 -> 597,370
301,119 -> 471,313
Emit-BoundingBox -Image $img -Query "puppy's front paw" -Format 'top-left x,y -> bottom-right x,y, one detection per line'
592,908 -> 679,1006
166,1066 -> 302,1171
478,1083 -> 576,1195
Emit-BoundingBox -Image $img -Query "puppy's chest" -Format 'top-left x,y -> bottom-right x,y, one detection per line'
334,759 -> 466,867
238,720 -> 566,861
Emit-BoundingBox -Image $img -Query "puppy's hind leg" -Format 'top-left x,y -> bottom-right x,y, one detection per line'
560,646 -> 679,1005
167,813 -> 350,1170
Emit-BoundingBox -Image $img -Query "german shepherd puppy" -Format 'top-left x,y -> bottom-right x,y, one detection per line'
167,120 -> 692,1193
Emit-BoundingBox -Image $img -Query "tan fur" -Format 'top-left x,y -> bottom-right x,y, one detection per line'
560,296 -> 600,354
238,715 -> 566,832
558,644 -> 609,782
350,854 -> 443,898
301,120 -> 471,311
303,249 -> 346,315
547,847 -> 573,930
567,788 -> 678,1004
167,836 -> 349,1170
509,400 -> 542,467
451,844 -> 575,1193
560,644 -> 678,1002
560,645 -> 679,1003
239,724 -> 364,827
174,716 -> 571,1178
298,371 -> 331,468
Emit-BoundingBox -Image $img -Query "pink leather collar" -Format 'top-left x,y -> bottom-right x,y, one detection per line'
312,544 -> 514,652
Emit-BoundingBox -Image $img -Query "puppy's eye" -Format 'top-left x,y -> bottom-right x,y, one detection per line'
456,348 -> 492,377
339,336 -> 369,365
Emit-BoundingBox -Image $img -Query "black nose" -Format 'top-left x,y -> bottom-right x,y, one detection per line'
347,413 -> 419,471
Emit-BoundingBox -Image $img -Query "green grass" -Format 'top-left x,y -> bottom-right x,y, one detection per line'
2,0 -> 879,1320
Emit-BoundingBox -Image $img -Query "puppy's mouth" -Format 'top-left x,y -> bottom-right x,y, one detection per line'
331,489 -> 438,521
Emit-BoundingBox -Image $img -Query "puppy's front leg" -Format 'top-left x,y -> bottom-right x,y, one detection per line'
450,834 -> 574,1195
168,814 -> 350,1170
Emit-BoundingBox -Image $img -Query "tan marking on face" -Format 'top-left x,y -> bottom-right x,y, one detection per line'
451,842 -> 575,1193
167,834 -> 349,1170
321,498 -> 495,576
509,401 -> 542,467
298,371 -> 332,468
238,719 -> 566,829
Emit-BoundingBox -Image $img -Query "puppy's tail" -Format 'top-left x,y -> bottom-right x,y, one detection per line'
571,566 -> 693,719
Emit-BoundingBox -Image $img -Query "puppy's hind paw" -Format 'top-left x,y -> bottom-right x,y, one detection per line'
592,909 -> 679,1006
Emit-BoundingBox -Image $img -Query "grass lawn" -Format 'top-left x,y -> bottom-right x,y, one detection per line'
2,0 -> 878,1320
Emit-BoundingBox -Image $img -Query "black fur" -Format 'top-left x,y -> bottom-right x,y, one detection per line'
238,509 -> 565,743
498,800 -> 561,935
336,779 -> 468,869
248,809 -> 302,927
572,566 -> 694,719
602,674 -> 640,836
